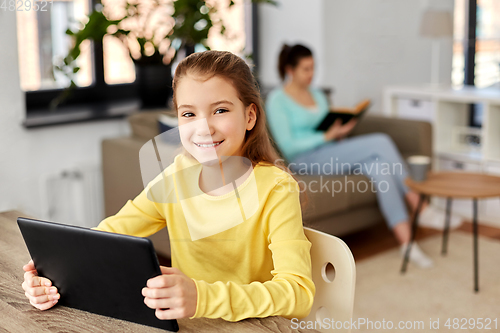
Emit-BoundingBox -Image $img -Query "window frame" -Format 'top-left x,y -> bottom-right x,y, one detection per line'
464,0 -> 479,127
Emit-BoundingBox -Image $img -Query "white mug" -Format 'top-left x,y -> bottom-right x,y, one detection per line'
407,155 -> 431,182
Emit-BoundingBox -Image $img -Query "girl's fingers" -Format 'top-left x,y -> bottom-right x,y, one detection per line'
144,296 -> 176,310
22,260 -> 59,311
29,298 -> 58,311
142,286 -> 174,299
23,271 -> 47,289
147,275 -> 177,289
38,276 -> 52,287
26,291 -> 60,305
155,308 -> 182,320
25,274 -> 52,288
24,270 -> 35,280
159,266 -> 180,275
23,283 -> 57,297
23,260 -> 36,272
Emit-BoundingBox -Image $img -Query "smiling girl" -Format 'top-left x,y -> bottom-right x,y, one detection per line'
22,50 -> 315,322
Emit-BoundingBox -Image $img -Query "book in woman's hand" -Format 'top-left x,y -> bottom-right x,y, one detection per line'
316,99 -> 371,131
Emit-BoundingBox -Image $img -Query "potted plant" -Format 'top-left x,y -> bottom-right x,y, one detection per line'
52,0 -> 277,110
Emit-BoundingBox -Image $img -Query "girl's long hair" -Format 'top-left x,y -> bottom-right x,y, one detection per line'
172,50 -> 308,209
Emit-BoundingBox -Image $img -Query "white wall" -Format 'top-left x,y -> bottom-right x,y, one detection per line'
258,0 -> 325,88
259,0 -> 454,112
0,11 -> 131,220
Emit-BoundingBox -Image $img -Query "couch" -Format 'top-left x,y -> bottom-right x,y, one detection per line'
101,110 -> 432,258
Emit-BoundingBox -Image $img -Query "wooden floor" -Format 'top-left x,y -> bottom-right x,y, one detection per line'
157,221 -> 500,266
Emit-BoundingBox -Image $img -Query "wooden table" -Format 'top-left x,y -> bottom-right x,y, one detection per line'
400,172 -> 500,292
0,210 -> 319,333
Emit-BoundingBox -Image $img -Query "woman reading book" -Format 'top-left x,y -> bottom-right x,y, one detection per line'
265,43 -> 452,268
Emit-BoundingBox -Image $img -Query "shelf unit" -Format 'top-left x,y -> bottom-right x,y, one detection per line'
383,85 -> 500,226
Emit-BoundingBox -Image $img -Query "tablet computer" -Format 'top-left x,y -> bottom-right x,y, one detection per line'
17,217 -> 179,332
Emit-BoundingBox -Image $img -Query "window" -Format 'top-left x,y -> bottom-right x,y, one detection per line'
452,0 -> 500,127
17,0 -> 258,127
475,0 -> 500,88
452,0 -> 466,88
17,0 -> 93,91
453,0 -> 500,88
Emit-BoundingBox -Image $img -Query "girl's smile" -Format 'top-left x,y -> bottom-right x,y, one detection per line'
193,140 -> 224,148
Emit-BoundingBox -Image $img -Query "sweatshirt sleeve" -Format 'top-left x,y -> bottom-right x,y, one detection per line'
189,176 -> 315,321
92,174 -> 169,237
266,91 -> 326,161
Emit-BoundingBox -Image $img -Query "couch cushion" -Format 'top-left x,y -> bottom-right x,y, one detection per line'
127,109 -> 175,140
298,174 -> 378,221
350,115 -> 432,159
304,204 -> 383,236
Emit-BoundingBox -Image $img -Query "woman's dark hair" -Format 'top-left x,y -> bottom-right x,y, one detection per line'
278,44 -> 313,81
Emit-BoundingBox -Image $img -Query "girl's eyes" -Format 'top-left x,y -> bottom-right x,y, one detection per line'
181,108 -> 228,118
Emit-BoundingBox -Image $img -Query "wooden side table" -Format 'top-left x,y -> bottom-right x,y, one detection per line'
400,172 -> 500,292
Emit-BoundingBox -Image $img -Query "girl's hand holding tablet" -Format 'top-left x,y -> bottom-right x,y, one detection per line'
22,257 -> 198,319
142,266 -> 197,319
22,259 -> 60,310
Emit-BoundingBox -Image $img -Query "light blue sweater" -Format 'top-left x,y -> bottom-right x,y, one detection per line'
266,87 -> 331,161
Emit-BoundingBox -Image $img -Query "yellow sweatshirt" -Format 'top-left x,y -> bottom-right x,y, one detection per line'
94,153 -> 315,321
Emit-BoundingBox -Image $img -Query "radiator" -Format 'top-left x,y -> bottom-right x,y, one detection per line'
39,165 -> 104,228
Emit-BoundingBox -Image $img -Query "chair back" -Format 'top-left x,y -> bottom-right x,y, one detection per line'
302,227 -> 356,333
